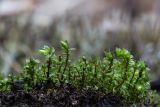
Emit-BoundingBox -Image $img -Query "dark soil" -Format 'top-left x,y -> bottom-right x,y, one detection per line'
0,80 -> 124,107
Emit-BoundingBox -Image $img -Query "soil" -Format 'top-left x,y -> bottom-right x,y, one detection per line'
0,80 -> 124,107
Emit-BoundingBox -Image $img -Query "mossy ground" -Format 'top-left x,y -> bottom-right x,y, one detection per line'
0,41 -> 159,106
0,82 -> 123,106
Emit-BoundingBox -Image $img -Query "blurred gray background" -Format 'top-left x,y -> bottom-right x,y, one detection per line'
0,0 -> 160,80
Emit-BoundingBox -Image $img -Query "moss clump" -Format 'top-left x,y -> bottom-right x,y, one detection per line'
0,40 -> 158,106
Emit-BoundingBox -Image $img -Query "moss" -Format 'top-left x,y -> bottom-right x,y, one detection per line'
0,40 -> 159,106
